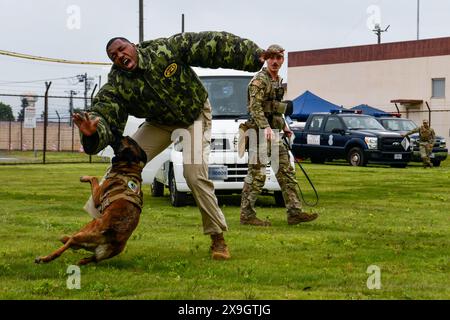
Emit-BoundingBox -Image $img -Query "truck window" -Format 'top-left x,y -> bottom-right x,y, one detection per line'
342,116 -> 385,130
381,119 -> 417,131
324,116 -> 343,132
201,76 -> 252,118
309,115 -> 325,131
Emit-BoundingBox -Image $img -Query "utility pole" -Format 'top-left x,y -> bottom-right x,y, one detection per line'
181,13 -> 185,33
77,73 -> 94,110
66,90 -> 77,125
373,23 -> 390,44
417,0 -> 420,40
139,0 -> 144,42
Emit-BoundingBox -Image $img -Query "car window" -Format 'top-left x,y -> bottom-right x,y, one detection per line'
380,119 -> 417,131
324,116 -> 343,132
342,116 -> 385,130
309,115 -> 325,131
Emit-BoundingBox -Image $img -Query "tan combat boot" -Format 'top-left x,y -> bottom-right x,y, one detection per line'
210,233 -> 230,260
240,215 -> 271,226
288,212 -> 318,225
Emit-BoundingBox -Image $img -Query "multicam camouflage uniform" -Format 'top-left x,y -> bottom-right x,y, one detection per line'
81,32 -> 264,236
405,121 -> 436,167
240,67 -> 303,221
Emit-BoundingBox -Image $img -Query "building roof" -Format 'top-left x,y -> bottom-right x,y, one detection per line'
288,37 -> 450,67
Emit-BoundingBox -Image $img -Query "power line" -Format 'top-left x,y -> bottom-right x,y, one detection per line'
0,49 -> 112,66
0,76 -> 79,84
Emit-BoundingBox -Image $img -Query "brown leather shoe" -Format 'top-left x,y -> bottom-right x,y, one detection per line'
210,233 -> 230,260
240,215 -> 271,226
287,212 -> 318,225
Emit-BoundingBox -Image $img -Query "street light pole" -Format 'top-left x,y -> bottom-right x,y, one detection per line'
139,0 -> 144,42
417,0 -> 420,40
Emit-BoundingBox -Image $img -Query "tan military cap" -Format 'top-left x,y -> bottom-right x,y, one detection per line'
265,44 -> 285,57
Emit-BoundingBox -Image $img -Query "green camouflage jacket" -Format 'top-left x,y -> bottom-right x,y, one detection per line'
81,31 -> 264,154
406,125 -> 435,144
247,68 -> 285,130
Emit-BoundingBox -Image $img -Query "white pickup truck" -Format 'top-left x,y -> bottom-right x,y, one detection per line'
100,68 -> 288,206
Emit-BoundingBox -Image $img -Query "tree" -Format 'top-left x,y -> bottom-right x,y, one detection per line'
17,98 -> 29,122
0,101 -> 15,121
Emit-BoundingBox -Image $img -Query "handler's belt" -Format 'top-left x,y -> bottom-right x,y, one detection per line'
263,101 -> 287,114
97,171 -> 143,213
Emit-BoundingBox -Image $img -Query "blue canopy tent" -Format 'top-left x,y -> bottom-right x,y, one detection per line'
350,104 -> 391,117
290,90 -> 344,121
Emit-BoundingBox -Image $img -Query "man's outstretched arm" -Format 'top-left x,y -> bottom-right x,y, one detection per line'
73,83 -> 128,155
170,31 -> 265,72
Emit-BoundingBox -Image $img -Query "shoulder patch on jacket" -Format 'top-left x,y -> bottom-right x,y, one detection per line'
164,63 -> 178,78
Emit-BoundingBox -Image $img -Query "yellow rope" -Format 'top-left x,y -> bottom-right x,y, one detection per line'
0,49 -> 112,66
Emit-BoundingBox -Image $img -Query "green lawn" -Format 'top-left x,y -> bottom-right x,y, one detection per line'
0,151 -> 108,164
0,160 -> 449,299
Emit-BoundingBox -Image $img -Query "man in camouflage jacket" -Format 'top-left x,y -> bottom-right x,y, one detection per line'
403,119 -> 436,168
73,31 -> 265,260
240,45 -> 318,226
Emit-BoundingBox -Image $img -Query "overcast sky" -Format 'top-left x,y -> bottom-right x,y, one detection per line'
1,0 -> 450,117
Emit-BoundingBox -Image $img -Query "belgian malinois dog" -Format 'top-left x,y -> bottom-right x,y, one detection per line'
35,134 -> 147,265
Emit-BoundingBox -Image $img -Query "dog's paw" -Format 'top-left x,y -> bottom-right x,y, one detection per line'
34,257 -> 42,264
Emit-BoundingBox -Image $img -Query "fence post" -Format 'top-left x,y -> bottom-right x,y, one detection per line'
72,121 -> 75,152
55,110 -> 61,151
8,120 -> 11,151
20,120 -> 23,151
33,127 -> 36,158
88,84 -> 98,164
43,81 -> 52,164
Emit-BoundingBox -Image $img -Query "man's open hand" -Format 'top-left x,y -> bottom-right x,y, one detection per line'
264,127 -> 274,141
283,125 -> 293,139
72,112 -> 99,136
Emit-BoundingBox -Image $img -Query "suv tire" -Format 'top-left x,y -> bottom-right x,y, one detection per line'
151,178 -> 164,197
432,160 -> 441,167
347,147 -> 367,167
169,170 -> 188,207
274,191 -> 285,207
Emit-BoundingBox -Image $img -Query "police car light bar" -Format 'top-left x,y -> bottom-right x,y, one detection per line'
330,109 -> 361,114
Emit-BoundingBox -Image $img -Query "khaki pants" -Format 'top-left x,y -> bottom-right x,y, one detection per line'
84,100 -> 228,235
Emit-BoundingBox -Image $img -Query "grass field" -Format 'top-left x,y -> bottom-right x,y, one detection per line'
0,151 -> 108,164
0,159 -> 449,300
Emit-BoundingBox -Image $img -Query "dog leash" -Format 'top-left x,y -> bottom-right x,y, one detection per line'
282,135 -> 319,207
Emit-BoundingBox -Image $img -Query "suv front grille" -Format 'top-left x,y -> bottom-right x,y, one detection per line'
220,163 -> 271,182
380,137 -> 407,152
223,163 -> 247,182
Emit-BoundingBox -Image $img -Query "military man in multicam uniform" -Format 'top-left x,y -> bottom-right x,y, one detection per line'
73,32 -> 266,260
403,119 -> 436,168
240,45 -> 318,226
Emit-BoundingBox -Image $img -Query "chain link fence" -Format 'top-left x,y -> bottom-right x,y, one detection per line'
0,87 -> 110,164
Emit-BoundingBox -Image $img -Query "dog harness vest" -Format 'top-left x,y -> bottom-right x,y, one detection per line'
98,171 -> 143,214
